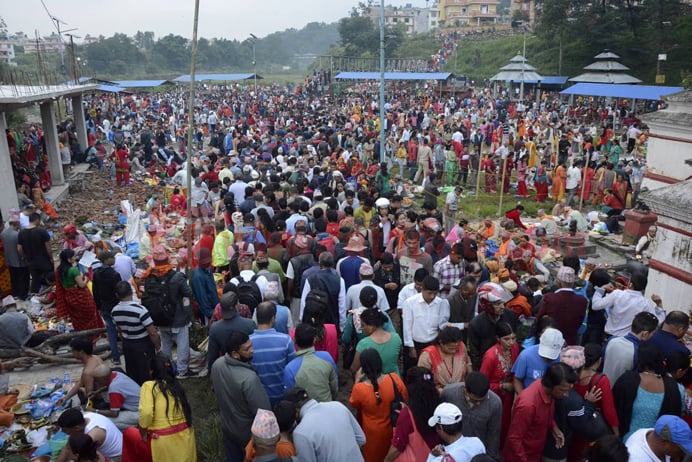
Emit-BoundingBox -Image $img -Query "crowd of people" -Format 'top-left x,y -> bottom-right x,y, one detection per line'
0,71 -> 685,462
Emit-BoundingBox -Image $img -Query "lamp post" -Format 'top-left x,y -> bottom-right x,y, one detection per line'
249,33 -> 258,93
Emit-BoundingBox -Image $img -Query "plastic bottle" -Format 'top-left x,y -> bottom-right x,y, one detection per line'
63,372 -> 71,387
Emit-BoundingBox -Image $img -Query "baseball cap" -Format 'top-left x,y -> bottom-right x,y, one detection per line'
655,415 -> 692,455
283,387 -> 309,404
539,328 -> 564,360
428,402 -> 463,427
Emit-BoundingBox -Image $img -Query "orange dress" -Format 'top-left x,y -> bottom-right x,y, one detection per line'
349,373 -> 408,462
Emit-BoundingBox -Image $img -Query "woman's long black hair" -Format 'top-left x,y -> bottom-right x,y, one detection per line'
150,353 -> 193,425
58,248 -> 76,282
360,348 -> 384,404
406,366 -> 440,432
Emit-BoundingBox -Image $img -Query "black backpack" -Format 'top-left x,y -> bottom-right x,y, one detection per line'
306,273 -> 337,326
290,254 -> 315,298
141,271 -> 177,327
236,274 -> 262,313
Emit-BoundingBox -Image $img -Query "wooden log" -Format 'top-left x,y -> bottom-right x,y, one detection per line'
36,328 -> 107,352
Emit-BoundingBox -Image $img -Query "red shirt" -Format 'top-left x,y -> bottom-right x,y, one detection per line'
503,380 -> 556,462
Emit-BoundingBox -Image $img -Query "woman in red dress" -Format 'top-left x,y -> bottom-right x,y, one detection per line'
110,145 -> 130,186
480,321 -> 519,448
515,155 -> 529,197
534,159 -> 549,202
482,155 -> 497,193
579,162 -> 595,204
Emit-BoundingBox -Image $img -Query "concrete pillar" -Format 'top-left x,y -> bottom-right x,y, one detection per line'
0,112 -> 20,221
40,101 -> 65,186
71,94 -> 88,152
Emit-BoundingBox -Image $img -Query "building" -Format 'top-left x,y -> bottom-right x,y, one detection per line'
21,33 -> 65,54
366,3 -> 435,35
0,40 -> 16,66
438,0 -> 501,26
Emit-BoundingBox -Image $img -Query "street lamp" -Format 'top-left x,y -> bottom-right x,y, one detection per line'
249,33 -> 258,93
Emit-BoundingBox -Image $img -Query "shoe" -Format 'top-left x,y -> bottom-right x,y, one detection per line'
176,370 -> 197,379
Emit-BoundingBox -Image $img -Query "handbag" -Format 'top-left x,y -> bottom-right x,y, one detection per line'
582,374 -> 613,441
394,404 -> 432,462
389,374 -> 405,427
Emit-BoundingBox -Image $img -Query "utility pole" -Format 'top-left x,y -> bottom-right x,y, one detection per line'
379,0 -> 386,163
185,0 -> 200,280
250,34 -> 258,93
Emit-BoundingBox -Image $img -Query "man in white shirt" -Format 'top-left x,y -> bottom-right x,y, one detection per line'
565,160 -> 582,206
426,402 -> 486,462
56,407 -> 123,461
625,415 -> 692,462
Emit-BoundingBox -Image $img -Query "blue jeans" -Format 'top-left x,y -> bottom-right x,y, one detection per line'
101,310 -> 121,363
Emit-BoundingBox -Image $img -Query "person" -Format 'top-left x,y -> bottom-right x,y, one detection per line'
512,327 -> 565,393
67,433 -> 107,462
444,186 -> 463,234
447,276 -> 477,345
350,348 -> 408,462
54,249 -> 105,332
244,402 -> 298,461
121,354 -> 196,462
504,205 -> 527,230
592,272 -> 664,337
288,386 -> 366,462
402,276 -> 451,371
259,282 -> 293,335
351,306 -> 401,375
418,326 -> 472,391
295,296 -> 339,364
300,252 -> 346,332
91,251 -> 122,365
552,162 -> 567,202
646,310 -> 690,358
625,414 -> 692,462
345,261 -> 389,313
440,372 -> 503,458
210,331 -> 270,462
140,245 -> 195,378
480,322 -> 520,447
613,344 -> 684,441
635,225 -> 657,257
586,434 -> 629,462
111,281 -> 161,385
56,407 -> 123,462
284,323 -> 338,402
250,302 -> 296,404
88,364 -> 141,430
432,242 -> 465,299
0,356 -> 32,426
467,282 -> 516,370
602,311 -> 659,387
426,402 -> 486,462
57,336 -> 107,407
1,217 -> 29,299
207,292 -> 257,370
190,248 -> 219,324
536,266 -> 588,345
503,363 -> 577,462
0,295 -> 37,348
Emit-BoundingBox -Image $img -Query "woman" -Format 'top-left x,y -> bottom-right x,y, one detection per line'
570,343 -> 619,462
534,159 -> 549,202
31,179 -> 58,220
350,348 -> 408,462
551,162 -> 567,202
613,344 -> 684,441
169,187 -> 186,213
384,367 -> 441,462
480,322 -> 520,447
122,354 -> 196,462
292,300 -> 338,364
515,155 -> 529,197
612,173 -> 629,210
375,163 -> 392,196
68,434 -> 107,462
350,307 -> 401,376
417,326 -> 472,391
504,204 -> 527,230
482,155 -> 497,193
55,249 -> 104,332
578,161 -> 595,204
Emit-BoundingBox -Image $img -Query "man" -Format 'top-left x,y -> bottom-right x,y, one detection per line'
141,246 -> 195,378
254,251 -> 285,303
444,186 -> 463,234
1,217 -> 29,299
284,323 -> 338,402
647,310 -> 691,357
440,372 -> 502,458
300,252 -> 346,331
635,225 -> 657,257
402,276 -> 450,368
190,247 -> 219,324
536,266 -> 587,345
446,277 -> 477,345
397,230 -> 434,285
426,402 -> 486,462
211,331 -> 271,462
592,272 -> 664,337
208,292 -> 256,370
503,363 -> 576,462
565,160 -> 582,206
335,234 -> 369,291
467,282 -> 517,370
250,302 -> 296,404
626,415 -> 692,462
17,212 -> 53,294
345,262 -> 388,313
92,251 -> 122,366
602,311 -> 660,386
0,295 -> 35,349
512,327 -> 564,393
111,281 -> 161,385
56,407 -> 123,462
57,336 -> 106,407
88,364 -> 141,430
288,386 -> 366,462
246,409 -> 290,461
259,282 -> 293,335
414,137 -> 432,183
433,242 -> 465,299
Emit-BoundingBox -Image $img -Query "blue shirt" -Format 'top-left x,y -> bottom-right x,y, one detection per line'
250,328 -> 296,404
337,256 -> 366,291
511,344 -> 553,389
646,329 -> 690,357
273,303 -> 291,335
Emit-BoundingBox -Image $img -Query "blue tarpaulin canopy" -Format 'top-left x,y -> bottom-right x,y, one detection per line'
113,80 -> 175,88
560,83 -> 684,100
173,73 -> 262,82
524,76 -> 569,85
97,84 -> 127,93
335,72 -> 452,81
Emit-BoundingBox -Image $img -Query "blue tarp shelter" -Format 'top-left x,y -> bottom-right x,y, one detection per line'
524,76 -> 569,85
97,84 -> 128,93
334,72 -> 452,81
113,80 -> 175,88
560,83 -> 685,100
173,73 -> 263,82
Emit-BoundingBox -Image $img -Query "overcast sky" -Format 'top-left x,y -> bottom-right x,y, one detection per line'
4,0 -> 430,41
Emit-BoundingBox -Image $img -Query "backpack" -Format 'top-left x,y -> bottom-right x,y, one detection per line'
318,235 -> 336,256
141,271 -> 177,327
326,222 -> 340,237
236,274 -> 262,312
113,130 -> 125,147
305,274 -> 334,325
289,254 -> 315,298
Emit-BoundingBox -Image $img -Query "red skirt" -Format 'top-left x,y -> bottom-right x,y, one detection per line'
55,277 -> 105,332
535,182 -> 549,201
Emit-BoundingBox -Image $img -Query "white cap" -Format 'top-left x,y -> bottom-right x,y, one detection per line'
428,402 -> 463,427
539,328 -> 564,360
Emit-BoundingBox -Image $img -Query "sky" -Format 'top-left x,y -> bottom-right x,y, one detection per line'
3,0 -> 431,42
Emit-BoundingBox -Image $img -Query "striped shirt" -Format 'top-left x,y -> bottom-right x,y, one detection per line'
249,328 -> 296,403
112,301 -> 153,340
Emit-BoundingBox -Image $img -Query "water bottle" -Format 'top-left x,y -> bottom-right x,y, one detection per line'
63,372 -> 72,387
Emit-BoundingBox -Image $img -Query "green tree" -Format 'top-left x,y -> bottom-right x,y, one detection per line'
151,34 -> 190,72
338,14 -> 378,56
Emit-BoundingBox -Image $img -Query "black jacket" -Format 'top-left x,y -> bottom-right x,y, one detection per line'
92,266 -> 122,312
468,310 -> 518,371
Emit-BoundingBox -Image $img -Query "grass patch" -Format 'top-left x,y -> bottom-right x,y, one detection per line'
181,376 -> 224,462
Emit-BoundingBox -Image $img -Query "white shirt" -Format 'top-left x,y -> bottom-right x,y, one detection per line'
397,283 -> 418,310
592,287 -> 664,337
445,191 -> 458,212
625,428 -> 664,462
452,131 -> 464,143
426,435 -> 486,462
345,281 -> 388,313
566,166 -> 581,189
231,270 -> 268,298
84,412 -> 123,458
402,293 -> 450,347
